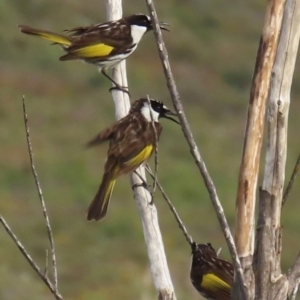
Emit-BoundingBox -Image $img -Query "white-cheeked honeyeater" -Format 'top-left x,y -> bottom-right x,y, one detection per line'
86,98 -> 178,221
190,242 -> 234,300
19,14 -> 168,92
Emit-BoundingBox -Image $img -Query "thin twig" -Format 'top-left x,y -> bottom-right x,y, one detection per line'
135,163 -> 193,246
22,96 -> 58,289
282,152 -> 300,207
146,95 -> 159,200
146,167 -> 193,246
0,216 -> 63,300
45,249 -> 49,277
145,1 -> 247,299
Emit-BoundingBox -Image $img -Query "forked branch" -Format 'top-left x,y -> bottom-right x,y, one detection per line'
0,216 -> 63,300
23,96 -> 58,289
0,97 -> 62,300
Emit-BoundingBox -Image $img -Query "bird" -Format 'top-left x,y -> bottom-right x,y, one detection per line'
18,14 -> 169,93
190,242 -> 234,300
86,98 -> 178,221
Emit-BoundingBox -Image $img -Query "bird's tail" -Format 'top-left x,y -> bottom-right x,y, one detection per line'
87,172 -> 116,221
18,25 -> 71,46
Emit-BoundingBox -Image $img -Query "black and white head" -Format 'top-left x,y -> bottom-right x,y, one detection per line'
125,14 -> 169,44
139,98 -> 179,124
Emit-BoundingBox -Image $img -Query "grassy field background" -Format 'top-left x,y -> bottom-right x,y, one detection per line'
1,0 -> 300,299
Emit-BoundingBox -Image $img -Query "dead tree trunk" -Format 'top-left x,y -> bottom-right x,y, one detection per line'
234,0 -> 286,298
254,0 -> 300,299
235,0 -> 300,299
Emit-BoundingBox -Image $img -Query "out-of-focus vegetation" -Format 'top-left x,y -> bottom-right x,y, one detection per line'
1,0 -> 300,299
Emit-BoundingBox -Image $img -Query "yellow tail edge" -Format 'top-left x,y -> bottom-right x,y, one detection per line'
19,25 -> 71,46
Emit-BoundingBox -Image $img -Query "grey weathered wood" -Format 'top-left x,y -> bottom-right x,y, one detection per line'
104,1 -> 177,299
254,0 -> 300,299
234,0 -> 287,298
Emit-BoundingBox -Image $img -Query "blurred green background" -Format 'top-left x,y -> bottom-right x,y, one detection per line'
1,0 -> 300,299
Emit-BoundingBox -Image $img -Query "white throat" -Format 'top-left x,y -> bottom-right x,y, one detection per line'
141,102 -> 159,122
131,25 -> 147,44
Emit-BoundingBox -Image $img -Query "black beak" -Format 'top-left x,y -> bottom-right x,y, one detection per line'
162,109 -> 179,124
159,21 -> 170,32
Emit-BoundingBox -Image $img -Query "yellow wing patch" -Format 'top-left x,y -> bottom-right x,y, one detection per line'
73,43 -> 114,57
201,273 -> 230,291
126,145 -> 153,167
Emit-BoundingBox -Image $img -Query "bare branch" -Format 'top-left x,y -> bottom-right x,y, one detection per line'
282,152 -> 300,206
146,166 -> 193,246
144,0 -> 247,298
0,216 -> 63,300
45,249 -> 49,276
22,96 -> 58,289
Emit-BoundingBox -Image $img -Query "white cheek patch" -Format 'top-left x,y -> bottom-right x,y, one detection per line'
141,102 -> 159,122
131,25 -> 147,44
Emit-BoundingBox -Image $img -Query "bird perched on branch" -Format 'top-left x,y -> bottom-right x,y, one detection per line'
19,14 -> 169,93
190,242 -> 234,300
86,98 -> 178,221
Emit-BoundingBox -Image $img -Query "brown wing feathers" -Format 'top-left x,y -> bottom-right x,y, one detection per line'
86,122 -> 120,148
86,103 -> 161,221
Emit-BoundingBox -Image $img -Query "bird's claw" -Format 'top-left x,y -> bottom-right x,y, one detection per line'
132,182 -> 149,190
109,85 -> 131,97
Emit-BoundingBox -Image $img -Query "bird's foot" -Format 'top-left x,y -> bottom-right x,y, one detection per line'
149,194 -> 155,205
109,85 -> 131,97
132,181 -> 149,190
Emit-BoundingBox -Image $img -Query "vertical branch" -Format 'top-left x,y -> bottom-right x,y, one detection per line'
105,1 -> 177,299
234,0 -> 286,296
255,0 -> 300,299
